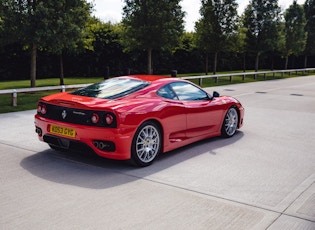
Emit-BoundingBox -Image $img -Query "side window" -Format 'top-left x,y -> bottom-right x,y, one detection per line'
157,85 -> 178,100
170,82 -> 209,101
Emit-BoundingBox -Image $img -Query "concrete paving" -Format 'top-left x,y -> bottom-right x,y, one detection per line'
1,76 -> 314,229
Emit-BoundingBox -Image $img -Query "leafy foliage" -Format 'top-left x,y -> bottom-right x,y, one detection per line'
0,0 -> 92,86
1,0 -> 314,83
283,1 -> 307,69
195,0 -> 238,74
122,0 -> 185,73
83,18 -> 125,75
304,0 -> 315,56
243,0 -> 281,71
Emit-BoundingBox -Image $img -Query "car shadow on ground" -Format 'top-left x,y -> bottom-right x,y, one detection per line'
20,131 -> 244,189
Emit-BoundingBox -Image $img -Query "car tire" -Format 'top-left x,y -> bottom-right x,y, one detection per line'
131,121 -> 162,167
221,106 -> 239,138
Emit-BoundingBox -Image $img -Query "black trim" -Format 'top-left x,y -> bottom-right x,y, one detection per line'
37,102 -> 117,128
44,135 -> 116,155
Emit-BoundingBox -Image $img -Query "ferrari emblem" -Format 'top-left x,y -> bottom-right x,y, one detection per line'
62,110 -> 67,119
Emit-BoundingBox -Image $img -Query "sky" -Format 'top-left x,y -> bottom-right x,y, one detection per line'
88,0 -> 305,32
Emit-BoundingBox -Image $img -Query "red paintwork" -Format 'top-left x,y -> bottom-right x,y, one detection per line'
35,75 -> 244,160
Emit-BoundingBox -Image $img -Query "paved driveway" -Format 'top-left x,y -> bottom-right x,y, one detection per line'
1,76 -> 314,229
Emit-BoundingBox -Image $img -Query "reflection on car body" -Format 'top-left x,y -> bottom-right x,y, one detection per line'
35,75 -> 244,166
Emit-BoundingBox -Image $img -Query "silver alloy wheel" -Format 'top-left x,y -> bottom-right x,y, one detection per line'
135,125 -> 160,163
224,107 -> 238,137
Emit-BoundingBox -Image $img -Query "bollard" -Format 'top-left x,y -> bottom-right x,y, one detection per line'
61,85 -> 66,92
105,66 -> 110,79
171,70 -> 177,77
199,78 -> 203,86
12,90 -> 17,106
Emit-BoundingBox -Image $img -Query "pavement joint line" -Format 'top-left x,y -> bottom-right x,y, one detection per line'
47,150 -> 315,224
282,181 -> 315,214
0,141 -> 36,153
3,141 -> 314,224
123,173 -> 315,224
265,213 -> 282,230
264,181 -> 315,228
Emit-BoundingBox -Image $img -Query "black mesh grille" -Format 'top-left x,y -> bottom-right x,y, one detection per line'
38,103 -> 117,128
44,135 -> 98,154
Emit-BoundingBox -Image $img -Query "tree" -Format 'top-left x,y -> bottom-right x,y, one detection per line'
84,18 -> 125,77
0,11 -> 4,43
122,0 -> 184,74
195,0 -> 238,75
172,32 -> 201,73
283,1 -> 307,69
1,0 -> 42,86
304,0 -> 315,67
0,0 -> 91,87
243,0 -> 281,72
235,26 -> 247,72
44,0 -> 91,85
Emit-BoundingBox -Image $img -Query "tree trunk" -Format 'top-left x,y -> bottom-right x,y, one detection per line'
292,56 -> 295,69
255,52 -> 259,72
213,52 -> 218,75
205,53 -> 208,75
59,54 -> 64,85
304,55 -> 308,68
30,43 -> 37,87
147,48 -> 152,74
284,54 -> 289,70
270,53 -> 274,70
243,54 -> 246,72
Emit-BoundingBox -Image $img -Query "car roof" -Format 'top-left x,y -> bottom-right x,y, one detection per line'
121,75 -> 173,82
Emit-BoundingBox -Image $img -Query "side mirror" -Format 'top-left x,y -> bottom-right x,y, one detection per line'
213,91 -> 220,97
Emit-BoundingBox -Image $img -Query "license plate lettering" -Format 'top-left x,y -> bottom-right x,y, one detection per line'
52,126 -> 63,134
64,128 -> 74,136
50,125 -> 76,138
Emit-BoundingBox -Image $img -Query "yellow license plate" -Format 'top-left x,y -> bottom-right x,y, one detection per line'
50,125 -> 76,138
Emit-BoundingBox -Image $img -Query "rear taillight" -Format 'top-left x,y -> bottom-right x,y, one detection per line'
105,114 -> 114,125
37,103 -> 47,115
91,113 -> 100,124
41,104 -> 47,114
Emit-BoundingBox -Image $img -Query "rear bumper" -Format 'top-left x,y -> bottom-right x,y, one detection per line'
35,114 -> 134,160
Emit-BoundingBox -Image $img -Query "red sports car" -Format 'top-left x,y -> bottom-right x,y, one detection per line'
35,75 -> 244,166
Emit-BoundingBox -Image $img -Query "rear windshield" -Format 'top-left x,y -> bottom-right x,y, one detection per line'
71,78 -> 150,99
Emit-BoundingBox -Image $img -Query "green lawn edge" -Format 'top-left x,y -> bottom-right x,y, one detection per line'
0,71 -> 313,114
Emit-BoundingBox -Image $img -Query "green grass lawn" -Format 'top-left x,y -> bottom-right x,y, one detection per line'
0,77 -> 103,114
0,77 -> 103,90
0,71 -> 313,114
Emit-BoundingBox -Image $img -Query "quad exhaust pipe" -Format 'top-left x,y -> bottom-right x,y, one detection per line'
35,127 -> 42,137
93,140 -> 115,152
93,140 -> 107,150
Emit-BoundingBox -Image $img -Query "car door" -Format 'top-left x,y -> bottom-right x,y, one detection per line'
156,84 -> 187,144
170,82 -> 224,138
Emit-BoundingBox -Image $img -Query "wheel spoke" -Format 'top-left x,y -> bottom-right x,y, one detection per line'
138,135 -> 146,143
135,125 -> 160,163
224,108 -> 238,136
